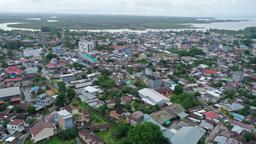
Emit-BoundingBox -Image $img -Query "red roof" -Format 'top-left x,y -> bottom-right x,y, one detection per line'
203,111 -> 218,120
0,101 -> 5,105
204,69 -> 218,75
11,97 -> 21,102
4,77 -> 23,83
30,120 -> 55,136
5,66 -> 23,75
112,46 -> 125,49
9,119 -> 24,125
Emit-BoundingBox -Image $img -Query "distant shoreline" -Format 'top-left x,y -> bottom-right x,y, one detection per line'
0,17 -> 255,32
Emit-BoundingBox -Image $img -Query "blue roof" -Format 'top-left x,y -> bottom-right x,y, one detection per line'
31,86 -> 40,91
231,112 -> 245,121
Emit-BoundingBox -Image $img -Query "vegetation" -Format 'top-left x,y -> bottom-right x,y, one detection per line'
58,129 -> 78,140
173,85 -> 184,95
2,14 -> 214,30
55,82 -> 76,108
244,132 -> 256,142
95,72 -> 116,88
171,93 -> 200,109
27,106 -> 36,115
124,122 -> 170,144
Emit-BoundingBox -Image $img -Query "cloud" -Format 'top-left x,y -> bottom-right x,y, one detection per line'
0,0 -> 255,17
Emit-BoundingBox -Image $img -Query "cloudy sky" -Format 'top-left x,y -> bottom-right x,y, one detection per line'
0,0 -> 255,17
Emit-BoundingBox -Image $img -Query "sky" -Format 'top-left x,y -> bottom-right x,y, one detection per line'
0,0 -> 255,18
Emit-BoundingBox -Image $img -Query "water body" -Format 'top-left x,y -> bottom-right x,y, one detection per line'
0,17 -> 256,33
0,22 -> 40,31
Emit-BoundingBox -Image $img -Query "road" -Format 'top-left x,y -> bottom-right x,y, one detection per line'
205,119 -> 224,143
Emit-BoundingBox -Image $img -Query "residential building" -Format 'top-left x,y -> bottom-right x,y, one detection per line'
79,129 -> 103,144
30,121 -> 56,143
79,38 -> 95,53
57,110 -> 73,129
7,119 -> 26,134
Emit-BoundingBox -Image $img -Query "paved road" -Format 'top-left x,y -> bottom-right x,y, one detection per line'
205,119 -> 224,143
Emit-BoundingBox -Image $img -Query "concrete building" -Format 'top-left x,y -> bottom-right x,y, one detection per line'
79,38 -> 95,53
23,48 -> 42,57
57,110 -> 74,129
7,119 -> 26,134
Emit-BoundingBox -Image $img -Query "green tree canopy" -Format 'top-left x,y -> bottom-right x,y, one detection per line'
124,122 -> 169,144
174,84 -> 183,95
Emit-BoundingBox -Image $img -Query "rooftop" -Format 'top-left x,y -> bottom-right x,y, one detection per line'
0,87 -> 21,99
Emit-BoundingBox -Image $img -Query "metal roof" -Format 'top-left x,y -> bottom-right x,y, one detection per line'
0,87 -> 21,99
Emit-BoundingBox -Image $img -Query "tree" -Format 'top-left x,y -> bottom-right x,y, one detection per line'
171,93 -> 199,109
58,82 -> 66,92
244,132 -> 256,142
98,104 -> 108,116
45,53 -> 58,62
66,88 -> 76,103
112,122 -> 131,139
27,106 -> 36,115
174,85 -> 183,95
55,93 -> 65,108
58,129 -> 78,140
124,122 -> 170,144
238,105 -> 251,116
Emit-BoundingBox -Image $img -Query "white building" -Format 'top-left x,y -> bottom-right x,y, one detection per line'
23,48 -> 42,57
138,88 -> 170,106
7,119 -> 26,134
57,110 -> 73,129
78,37 -> 95,53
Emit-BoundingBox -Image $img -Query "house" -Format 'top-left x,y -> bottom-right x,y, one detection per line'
106,99 -> 116,109
7,119 -> 26,134
150,110 -> 176,126
23,48 -> 42,57
30,121 -> 56,143
79,92 -> 104,108
163,104 -> 188,120
60,74 -> 76,83
170,126 -> 206,144
216,102 -> 244,112
146,76 -> 163,89
230,120 -> 255,133
203,111 -> 220,124
79,129 -> 103,144
155,87 -> 173,97
84,86 -> 102,94
0,87 -> 21,101
138,88 -> 170,106
35,94 -> 54,107
231,112 -> 245,122
120,95 -> 133,105
109,108 -> 124,120
128,111 -> 144,125
57,110 -> 74,129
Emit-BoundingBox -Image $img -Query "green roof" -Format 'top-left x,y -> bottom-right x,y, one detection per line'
82,53 -> 98,63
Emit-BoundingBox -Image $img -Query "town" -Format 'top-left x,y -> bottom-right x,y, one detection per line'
0,26 -> 256,144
